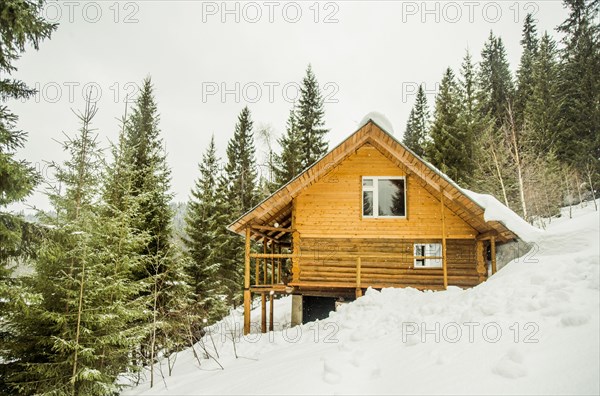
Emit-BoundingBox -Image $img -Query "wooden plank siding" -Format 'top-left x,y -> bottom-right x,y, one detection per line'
290,144 -> 483,291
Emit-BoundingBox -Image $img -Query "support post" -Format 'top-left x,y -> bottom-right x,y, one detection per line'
355,257 -> 362,298
476,240 -> 486,282
261,293 -> 267,334
491,236 -> 497,275
440,189 -> 448,289
269,293 -> 274,331
243,227 -> 251,335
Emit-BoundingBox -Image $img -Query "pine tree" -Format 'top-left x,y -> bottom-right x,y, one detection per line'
184,136 -> 228,323
296,65 -> 329,168
514,14 -> 539,126
0,4 -> 55,384
402,85 -> 430,157
556,0 -> 600,173
478,32 -> 515,128
428,68 -> 471,184
274,106 -> 303,185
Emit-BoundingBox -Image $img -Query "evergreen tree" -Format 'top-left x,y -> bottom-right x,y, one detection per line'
119,77 -> 192,374
556,0 -> 600,173
215,107 -> 259,306
478,32 -> 515,128
525,32 -> 562,153
514,14 -> 540,126
184,136 -> 228,323
428,68 -> 471,184
296,65 -> 329,168
456,50 -> 487,184
5,98 -> 148,395
0,3 -> 55,384
274,106 -> 303,185
402,85 -> 430,157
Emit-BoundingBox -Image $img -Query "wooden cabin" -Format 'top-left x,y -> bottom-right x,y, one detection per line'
227,119 -> 518,335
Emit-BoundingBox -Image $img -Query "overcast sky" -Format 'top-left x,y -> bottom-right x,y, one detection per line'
9,0 -> 569,212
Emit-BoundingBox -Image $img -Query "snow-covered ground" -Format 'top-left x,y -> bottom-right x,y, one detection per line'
124,202 -> 600,395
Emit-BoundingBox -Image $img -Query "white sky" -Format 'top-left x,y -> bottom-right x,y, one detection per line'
8,0 -> 569,212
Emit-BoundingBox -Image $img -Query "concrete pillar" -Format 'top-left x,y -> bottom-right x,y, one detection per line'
291,294 -> 303,326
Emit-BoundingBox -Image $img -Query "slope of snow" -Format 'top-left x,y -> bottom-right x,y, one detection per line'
124,202 -> 599,395
358,112 -> 395,135
462,189 -> 543,243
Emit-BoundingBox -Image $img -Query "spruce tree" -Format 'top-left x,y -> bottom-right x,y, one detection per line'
274,106 -> 303,185
0,3 -> 55,383
6,98 -> 148,395
556,0 -> 600,173
525,32 -> 561,153
402,85 -> 430,157
215,107 -> 260,306
119,77 -> 192,374
478,32 -> 515,128
184,136 -> 228,323
428,68 -> 471,184
514,13 -> 539,126
296,65 -> 329,168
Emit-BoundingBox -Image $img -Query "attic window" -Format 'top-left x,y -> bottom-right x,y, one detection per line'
362,177 -> 406,218
414,243 -> 442,268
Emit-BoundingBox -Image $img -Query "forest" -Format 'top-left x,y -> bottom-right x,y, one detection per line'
0,0 -> 598,394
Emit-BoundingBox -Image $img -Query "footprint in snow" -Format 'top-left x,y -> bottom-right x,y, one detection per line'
559,312 -> 590,327
322,359 -> 342,384
492,348 -> 527,379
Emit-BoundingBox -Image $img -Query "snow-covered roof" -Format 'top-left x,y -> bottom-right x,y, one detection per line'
462,189 -> 543,243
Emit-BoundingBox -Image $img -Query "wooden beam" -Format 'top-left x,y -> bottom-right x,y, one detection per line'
476,230 -> 499,241
251,224 -> 295,233
491,236 -> 497,275
243,227 -> 251,335
250,253 -> 299,259
441,189 -> 448,289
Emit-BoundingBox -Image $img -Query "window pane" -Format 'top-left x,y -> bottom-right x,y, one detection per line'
363,178 -> 373,187
363,190 -> 373,216
378,179 -> 405,216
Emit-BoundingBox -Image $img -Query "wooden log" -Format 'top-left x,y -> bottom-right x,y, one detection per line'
261,293 -> 267,334
491,236 -> 497,275
244,227 -> 251,335
250,253 -> 298,259
263,242 -> 267,284
476,240 -> 486,282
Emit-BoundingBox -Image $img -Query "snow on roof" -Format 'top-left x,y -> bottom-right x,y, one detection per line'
462,189 -> 543,243
358,111 -> 395,135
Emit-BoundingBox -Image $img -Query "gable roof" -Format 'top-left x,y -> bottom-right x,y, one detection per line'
227,119 -> 519,243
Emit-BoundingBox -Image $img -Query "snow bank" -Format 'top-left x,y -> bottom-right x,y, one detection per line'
358,111 -> 395,135
462,189 -> 543,242
125,202 -> 599,396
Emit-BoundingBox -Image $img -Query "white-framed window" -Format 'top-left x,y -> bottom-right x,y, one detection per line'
414,243 -> 442,268
362,176 -> 406,218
